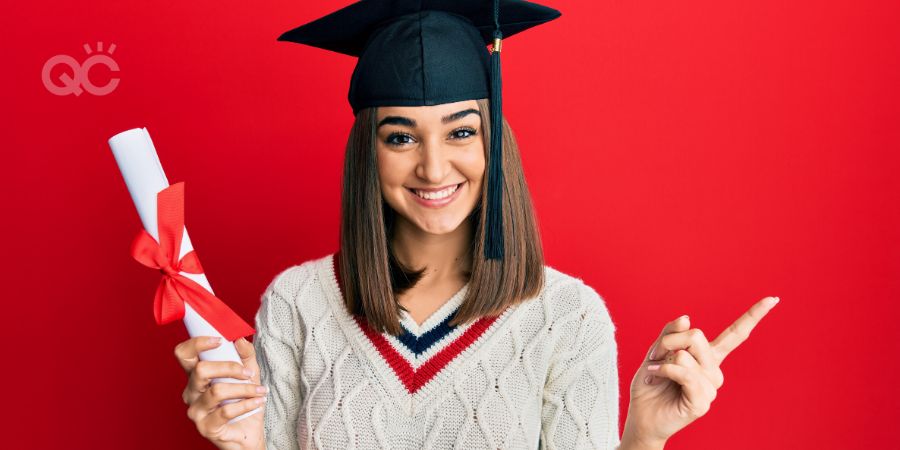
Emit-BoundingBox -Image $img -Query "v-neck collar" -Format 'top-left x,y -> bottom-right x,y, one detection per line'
398,282 -> 468,337
321,252 -> 520,415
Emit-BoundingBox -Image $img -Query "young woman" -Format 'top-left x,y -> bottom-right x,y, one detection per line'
173,99 -> 777,450
172,1 -> 778,449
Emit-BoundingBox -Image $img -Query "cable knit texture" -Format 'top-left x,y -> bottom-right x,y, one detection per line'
253,253 -> 620,449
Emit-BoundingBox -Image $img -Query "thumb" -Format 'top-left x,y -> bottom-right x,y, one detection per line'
235,336 -> 259,374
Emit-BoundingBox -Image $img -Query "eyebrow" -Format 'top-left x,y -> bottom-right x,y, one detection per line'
377,108 -> 480,129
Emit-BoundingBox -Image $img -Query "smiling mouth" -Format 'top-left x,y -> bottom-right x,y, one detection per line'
407,182 -> 464,200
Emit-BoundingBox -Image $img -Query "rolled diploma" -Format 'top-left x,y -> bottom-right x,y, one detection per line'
109,127 -> 261,423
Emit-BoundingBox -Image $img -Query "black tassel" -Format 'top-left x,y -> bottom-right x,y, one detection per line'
485,0 -> 504,260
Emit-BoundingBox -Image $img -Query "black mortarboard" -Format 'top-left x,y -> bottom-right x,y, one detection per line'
277,0 -> 561,260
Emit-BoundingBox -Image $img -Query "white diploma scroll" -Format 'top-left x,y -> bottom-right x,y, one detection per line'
109,127 -> 261,423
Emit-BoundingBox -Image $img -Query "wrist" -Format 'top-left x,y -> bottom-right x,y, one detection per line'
620,423 -> 666,450
619,433 -> 666,450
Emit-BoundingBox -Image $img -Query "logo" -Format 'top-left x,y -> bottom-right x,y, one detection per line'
42,42 -> 120,96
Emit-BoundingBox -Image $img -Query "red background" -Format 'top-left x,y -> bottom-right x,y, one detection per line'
4,0 -> 898,448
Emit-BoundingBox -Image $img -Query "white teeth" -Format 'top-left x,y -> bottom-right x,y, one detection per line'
413,183 -> 459,200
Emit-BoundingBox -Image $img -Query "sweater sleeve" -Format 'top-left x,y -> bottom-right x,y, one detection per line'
540,282 -> 621,450
253,267 -> 305,450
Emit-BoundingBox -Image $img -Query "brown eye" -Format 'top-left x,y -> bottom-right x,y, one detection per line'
451,127 -> 477,139
385,132 -> 415,146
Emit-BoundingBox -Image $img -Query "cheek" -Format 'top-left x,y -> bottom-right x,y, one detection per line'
376,148 -> 413,193
459,146 -> 486,185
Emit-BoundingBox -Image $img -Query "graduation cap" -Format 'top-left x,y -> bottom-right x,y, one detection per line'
277,0 -> 562,260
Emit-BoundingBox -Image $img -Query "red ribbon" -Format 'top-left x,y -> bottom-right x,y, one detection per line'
129,182 -> 255,341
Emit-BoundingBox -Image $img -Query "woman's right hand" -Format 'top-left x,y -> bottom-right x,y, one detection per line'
175,336 -> 267,450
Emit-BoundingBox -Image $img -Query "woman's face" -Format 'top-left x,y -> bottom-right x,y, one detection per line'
376,99 -> 485,236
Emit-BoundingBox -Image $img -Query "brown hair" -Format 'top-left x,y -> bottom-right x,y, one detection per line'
338,98 -> 544,336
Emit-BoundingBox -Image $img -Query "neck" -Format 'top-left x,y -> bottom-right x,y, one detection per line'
390,216 -> 473,283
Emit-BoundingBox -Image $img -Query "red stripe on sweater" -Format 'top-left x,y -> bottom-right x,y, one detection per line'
354,313 -> 498,394
334,252 -> 501,394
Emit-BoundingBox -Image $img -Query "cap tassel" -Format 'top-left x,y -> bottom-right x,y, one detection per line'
485,0 -> 504,260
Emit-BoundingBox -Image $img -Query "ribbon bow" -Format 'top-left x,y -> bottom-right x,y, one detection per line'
129,182 -> 255,341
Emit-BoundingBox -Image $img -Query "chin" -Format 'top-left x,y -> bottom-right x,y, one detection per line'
393,203 -> 476,236
413,216 -> 468,235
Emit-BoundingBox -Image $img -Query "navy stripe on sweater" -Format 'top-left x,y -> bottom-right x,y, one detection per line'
396,309 -> 461,357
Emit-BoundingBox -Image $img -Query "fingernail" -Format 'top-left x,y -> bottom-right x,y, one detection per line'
243,368 -> 255,377
644,375 -> 653,385
772,296 -> 780,305
256,385 -> 268,394
647,364 -> 660,371
208,337 -> 222,346
649,344 -> 658,360
255,396 -> 267,405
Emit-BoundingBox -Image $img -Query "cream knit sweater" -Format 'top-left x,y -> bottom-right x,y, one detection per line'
253,253 -> 621,450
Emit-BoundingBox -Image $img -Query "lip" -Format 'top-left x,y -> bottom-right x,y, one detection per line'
407,182 -> 465,209
406,183 -> 462,192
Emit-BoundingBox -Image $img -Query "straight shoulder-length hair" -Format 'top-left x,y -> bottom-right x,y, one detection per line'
339,98 -> 544,336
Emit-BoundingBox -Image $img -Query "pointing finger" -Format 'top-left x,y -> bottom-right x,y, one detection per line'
711,296 -> 779,363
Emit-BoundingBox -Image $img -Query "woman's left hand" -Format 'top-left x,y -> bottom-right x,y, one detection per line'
621,296 -> 780,448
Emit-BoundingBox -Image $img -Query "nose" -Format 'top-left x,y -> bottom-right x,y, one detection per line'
415,137 -> 450,184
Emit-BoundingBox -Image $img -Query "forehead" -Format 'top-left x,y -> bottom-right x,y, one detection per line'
375,99 -> 480,121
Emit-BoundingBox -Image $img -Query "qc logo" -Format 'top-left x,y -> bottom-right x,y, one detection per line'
42,42 -> 120,96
